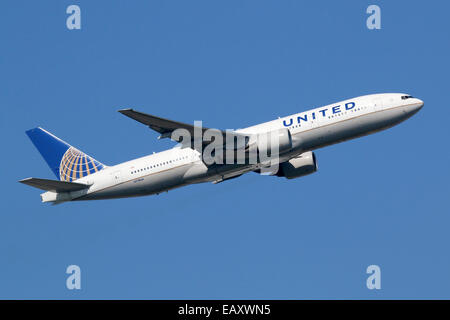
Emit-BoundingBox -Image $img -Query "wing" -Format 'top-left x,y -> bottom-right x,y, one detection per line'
118,109 -> 206,140
118,109 -> 251,148
19,177 -> 90,193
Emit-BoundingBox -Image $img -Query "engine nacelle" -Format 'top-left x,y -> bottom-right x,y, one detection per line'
254,128 -> 292,157
214,128 -> 293,166
277,151 -> 318,179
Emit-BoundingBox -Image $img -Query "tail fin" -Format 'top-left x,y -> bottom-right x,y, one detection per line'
26,127 -> 106,182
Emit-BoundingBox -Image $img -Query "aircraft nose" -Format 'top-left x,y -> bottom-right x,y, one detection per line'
406,98 -> 424,114
418,99 -> 424,109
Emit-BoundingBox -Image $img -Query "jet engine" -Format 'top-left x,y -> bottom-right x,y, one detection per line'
207,128 -> 293,165
252,128 -> 292,157
276,151 -> 318,179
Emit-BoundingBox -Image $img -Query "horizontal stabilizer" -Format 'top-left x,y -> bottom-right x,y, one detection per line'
19,177 -> 90,193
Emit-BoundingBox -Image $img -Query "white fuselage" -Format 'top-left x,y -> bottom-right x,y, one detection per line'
40,93 -> 423,202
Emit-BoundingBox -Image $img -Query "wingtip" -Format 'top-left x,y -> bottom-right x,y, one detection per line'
118,108 -> 133,114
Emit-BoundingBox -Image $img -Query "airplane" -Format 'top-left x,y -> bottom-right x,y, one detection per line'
20,93 -> 423,204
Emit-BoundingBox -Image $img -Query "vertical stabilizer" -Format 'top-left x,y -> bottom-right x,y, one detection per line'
25,127 -> 105,182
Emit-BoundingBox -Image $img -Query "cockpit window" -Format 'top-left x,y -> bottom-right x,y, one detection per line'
401,95 -> 414,100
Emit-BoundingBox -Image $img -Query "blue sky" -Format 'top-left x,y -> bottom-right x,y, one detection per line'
1,0 -> 449,299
